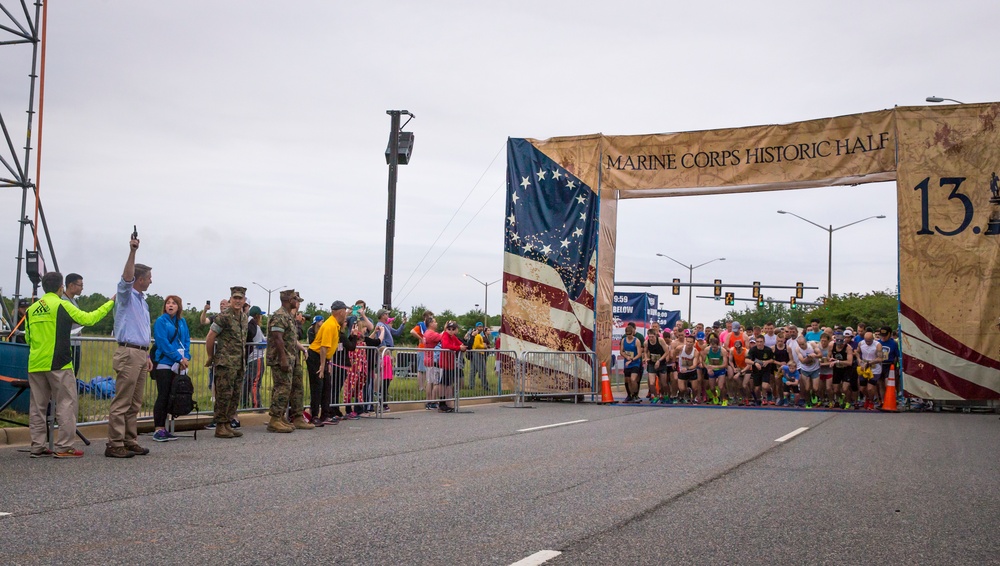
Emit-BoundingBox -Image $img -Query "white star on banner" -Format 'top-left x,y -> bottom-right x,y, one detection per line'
510,232 -> 520,242
567,180 -> 576,189
560,238 -> 570,248
573,228 -> 583,237
575,195 -> 586,204
552,169 -> 562,180
536,168 -> 547,180
580,212 -> 587,221
522,242 -> 533,252
508,214 -> 516,225
540,244 -> 552,255
512,193 -> 519,204
521,176 -> 531,189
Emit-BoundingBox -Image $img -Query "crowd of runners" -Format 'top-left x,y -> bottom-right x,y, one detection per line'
617,319 -> 900,410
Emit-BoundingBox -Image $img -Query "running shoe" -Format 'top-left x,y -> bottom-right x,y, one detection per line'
721,398 -> 729,407
54,449 -> 84,459
29,449 -> 53,458
811,395 -> 819,405
231,419 -> 241,429
345,412 -> 360,420
204,422 -> 216,429
152,429 -> 170,442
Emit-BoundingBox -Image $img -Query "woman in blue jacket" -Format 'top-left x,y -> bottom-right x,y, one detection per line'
151,295 -> 191,442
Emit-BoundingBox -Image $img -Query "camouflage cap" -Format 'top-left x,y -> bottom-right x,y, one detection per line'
295,292 -> 304,302
279,289 -> 297,301
230,286 -> 247,298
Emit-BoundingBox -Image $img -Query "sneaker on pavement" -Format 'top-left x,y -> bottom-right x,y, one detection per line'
104,445 -> 135,458
231,419 -> 241,429
204,422 -> 216,429
166,431 -> 180,441
54,448 -> 84,459
30,449 -> 53,458
125,443 -> 150,456
152,429 -> 170,442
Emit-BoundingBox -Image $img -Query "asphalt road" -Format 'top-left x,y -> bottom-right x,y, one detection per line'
0,403 -> 997,565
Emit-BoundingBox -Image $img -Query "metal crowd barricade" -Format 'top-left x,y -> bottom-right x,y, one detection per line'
372,347 -> 520,416
518,351 -> 597,404
72,336 -> 273,426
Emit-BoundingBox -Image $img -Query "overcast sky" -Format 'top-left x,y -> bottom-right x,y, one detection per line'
1,0 -> 997,323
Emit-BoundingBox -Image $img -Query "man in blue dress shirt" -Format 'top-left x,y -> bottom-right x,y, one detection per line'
105,235 -> 153,459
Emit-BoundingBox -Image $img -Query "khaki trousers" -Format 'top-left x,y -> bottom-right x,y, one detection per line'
27,369 -> 78,452
107,346 -> 148,447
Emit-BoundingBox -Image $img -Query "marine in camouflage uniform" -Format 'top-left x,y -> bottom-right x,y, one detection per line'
205,286 -> 248,438
266,289 -> 313,432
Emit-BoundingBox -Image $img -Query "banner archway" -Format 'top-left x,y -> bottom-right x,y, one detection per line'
501,103 -> 1000,401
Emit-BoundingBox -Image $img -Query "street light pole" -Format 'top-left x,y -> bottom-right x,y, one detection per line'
655,254 -> 725,323
252,281 -> 286,316
925,96 -> 966,104
776,211 -> 886,298
464,274 -> 501,328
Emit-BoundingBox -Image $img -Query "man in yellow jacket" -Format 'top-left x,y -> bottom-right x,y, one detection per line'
24,271 -> 114,458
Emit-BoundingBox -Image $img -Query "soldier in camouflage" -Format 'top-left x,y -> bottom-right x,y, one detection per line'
266,289 -> 314,432
205,286 -> 249,439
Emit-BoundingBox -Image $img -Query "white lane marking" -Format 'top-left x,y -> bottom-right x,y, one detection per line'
509,550 -> 562,566
0,512 -> 11,517
517,419 -> 588,433
775,427 -> 809,442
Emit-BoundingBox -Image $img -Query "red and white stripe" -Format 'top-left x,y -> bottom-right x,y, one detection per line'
900,302 -> 1000,400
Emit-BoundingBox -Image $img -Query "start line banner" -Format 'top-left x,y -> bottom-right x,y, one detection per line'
502,104 -> 1000,400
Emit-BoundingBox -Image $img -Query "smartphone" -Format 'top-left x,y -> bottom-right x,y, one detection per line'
351,305 -> 360,317
131,225 -> 138,239
206,300 -> 211,308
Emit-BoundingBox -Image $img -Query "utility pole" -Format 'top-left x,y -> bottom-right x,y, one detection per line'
383,110 -> 414,311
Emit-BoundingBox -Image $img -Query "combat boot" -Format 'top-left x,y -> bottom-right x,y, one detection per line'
228,423 -> 243,438
267,416 -> 293,433
292,416 -> 315,430
215,422 -> 235,439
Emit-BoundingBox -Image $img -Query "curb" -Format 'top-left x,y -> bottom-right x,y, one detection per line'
0,397 -> 513,448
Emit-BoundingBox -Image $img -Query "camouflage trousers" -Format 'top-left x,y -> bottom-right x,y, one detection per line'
213,365 -> 244,424
268,360 -> 304,420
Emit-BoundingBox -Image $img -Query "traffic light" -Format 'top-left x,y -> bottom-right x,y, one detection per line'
752,281 -> 760,298
713,279 -> 722,297
757,295 -> 765,308
790,296 -> 798,309
672,278 -> 681,295
724,292 -> 735,306
795,282 -> 804,299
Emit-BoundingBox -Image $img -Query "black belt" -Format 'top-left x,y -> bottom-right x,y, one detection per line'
118,342 -> 149,351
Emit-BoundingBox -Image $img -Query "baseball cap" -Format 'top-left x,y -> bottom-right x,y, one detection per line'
375,309 -> 389,319
249,306 -> 263,317
445,320 -> 458,330
732,321 -> 741,331
843,329 -> 854,337
684,329 -> 691,336
330,300 -> 349,311
696,331 -> 706,340
475,322 -> 484,327
748,336 -> 757,344
312,315 -> 324,323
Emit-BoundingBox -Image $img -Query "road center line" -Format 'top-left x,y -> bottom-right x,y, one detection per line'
517,420 -> 587,433
509,550 -> 562,566
775,427 -> 809,442
0,512 -> 11,517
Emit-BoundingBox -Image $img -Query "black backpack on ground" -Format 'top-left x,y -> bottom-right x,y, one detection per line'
168,373 -> 196,417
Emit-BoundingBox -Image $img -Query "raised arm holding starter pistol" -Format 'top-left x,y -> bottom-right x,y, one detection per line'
105,232 -> 154,459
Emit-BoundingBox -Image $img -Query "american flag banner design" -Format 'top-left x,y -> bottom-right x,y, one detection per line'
501,138 -> 599,390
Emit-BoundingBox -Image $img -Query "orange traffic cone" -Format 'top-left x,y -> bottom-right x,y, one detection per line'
881,364 -> 898,412
599,362 -> 615,404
